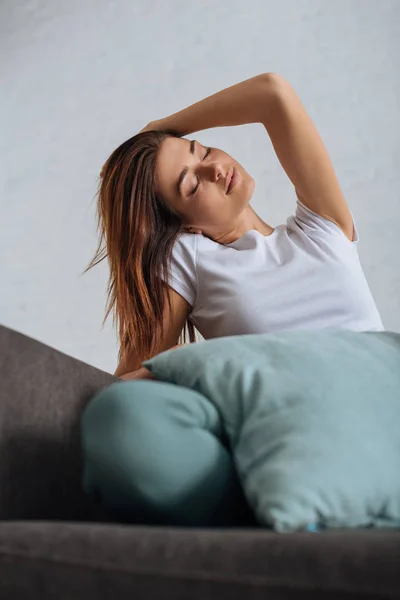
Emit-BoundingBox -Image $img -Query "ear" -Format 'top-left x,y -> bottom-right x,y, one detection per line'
182,225 -> 203,235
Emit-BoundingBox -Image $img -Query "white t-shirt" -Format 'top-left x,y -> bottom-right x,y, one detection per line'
163,199 -> 384,339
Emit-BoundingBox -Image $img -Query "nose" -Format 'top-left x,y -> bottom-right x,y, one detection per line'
199,161 -> 225,182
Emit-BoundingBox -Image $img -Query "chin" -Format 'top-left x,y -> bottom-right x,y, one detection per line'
243,175 -> 255,203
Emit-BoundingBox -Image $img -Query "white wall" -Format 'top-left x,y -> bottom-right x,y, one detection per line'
1,0 -> 399,373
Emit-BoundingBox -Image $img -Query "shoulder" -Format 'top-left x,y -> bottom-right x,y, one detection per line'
169,233 -> 200,287
288,199 -> 359,247
174,232 -> 196,247
172,231 -> 220,260
165,233 -> 198,307
171,232 -> 197,259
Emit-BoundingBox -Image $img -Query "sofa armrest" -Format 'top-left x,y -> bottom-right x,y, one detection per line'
0,325 -> 117,521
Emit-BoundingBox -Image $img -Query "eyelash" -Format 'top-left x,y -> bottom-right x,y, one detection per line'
191,147 -> 211,196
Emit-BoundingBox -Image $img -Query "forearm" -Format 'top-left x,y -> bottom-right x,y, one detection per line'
119,366 -> 155,381
116,344 -> 187,380
154,72 -> 279,136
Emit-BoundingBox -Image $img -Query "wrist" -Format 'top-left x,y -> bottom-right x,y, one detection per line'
119,367 -> 154,381
154,116 -> 187,136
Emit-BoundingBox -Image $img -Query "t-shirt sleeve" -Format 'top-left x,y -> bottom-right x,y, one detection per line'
160,233 -> 197,308
292,198 -> 359,244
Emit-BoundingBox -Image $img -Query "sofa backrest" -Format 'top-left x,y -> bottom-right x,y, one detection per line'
0,325 -> 117,522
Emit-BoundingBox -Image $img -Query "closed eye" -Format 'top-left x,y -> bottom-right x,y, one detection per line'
191,147 -> 212,195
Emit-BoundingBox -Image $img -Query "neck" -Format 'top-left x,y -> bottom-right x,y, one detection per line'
212,205 -> 274,245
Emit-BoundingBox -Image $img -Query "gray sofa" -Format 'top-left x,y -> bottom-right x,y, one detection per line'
1,324 -> 399,600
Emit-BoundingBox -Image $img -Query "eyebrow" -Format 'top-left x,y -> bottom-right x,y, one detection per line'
176,139 -> 196,196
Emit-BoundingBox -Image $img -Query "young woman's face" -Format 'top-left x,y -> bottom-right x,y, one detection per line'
155,136 -> 255,237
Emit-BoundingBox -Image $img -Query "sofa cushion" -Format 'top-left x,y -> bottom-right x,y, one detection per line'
1,522 -> 400,599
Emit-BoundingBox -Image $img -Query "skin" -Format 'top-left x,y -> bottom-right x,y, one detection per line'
155,136 -> 274,244
117,74 -> 356,380
119,344 -> 185,381
119,138 -> 275,382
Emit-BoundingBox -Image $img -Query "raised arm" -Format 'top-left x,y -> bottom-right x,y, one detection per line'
145,72 -> 353,241
141,73 -> 278,135
260,74 -> 354,241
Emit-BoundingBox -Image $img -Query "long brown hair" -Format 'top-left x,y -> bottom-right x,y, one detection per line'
83,130 -> 195,366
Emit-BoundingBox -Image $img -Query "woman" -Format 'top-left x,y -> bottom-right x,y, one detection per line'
86,73 -> 383,380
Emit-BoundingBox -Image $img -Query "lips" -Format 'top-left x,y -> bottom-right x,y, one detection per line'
226,167 -> 239,194
225,168 -> 233,194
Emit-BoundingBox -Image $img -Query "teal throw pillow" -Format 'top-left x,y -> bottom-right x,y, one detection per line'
144,330 -> 400,532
